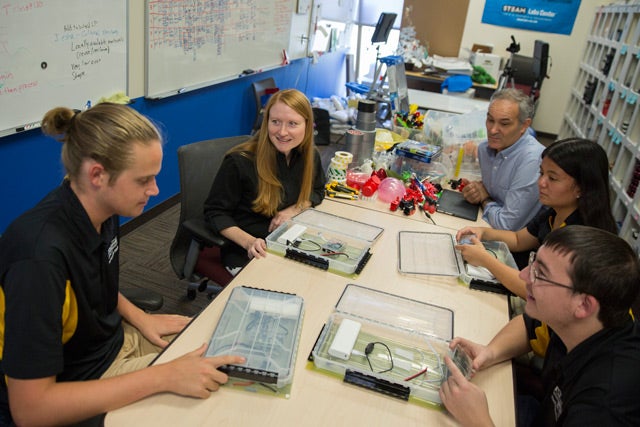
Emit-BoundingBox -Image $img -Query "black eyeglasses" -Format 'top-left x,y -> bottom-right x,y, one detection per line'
528,251 -> 574,291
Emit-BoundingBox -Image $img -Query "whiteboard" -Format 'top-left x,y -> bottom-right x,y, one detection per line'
0,0 -> 128,137
145,0 -> 299,99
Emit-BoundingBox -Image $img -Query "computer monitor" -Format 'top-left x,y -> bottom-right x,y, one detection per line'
371,13 -> 397,44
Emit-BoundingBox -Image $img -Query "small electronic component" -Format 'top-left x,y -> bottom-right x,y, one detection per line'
444,345 -> 473,381
457,235 -> 476,245
322,240 -> 345,254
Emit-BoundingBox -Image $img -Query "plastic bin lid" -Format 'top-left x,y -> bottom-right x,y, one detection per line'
293,209 -> 384,244
334,284 -> 454,341
398,231 -> 463,277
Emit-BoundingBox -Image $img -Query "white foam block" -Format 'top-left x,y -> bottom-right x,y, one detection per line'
277,224 -> 307,245
328,319 -> 361,360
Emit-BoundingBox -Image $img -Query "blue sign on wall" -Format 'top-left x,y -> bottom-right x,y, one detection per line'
482,0 -> 581,35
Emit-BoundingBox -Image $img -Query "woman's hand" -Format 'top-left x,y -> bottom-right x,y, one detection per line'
455,235 -> 495,269
245,237 -> 267,259
269,204 -> 305,232
456,226 -> 484,243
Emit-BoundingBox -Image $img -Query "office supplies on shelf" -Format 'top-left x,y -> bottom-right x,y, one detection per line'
206,286 -> 304,397
430,55 -> 473,75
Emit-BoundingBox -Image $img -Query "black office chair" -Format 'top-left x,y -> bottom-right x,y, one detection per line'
169,135 -> 251,300
251,78 -> 278,134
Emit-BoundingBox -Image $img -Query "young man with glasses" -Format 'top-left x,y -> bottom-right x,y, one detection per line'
439,225 -> 640,426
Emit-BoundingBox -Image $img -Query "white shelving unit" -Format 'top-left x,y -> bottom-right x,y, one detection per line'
558,3 -> 640,252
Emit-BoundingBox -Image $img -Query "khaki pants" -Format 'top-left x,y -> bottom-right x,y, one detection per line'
100,322 -> 164,378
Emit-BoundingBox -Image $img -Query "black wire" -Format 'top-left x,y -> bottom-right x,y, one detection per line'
291,238 -> 322,251
420,205 -> 436,225
364,342 -> 394,374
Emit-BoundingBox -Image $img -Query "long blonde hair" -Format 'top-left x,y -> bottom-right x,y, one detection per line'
230,89 -> 316,216
41,103 -> 162,184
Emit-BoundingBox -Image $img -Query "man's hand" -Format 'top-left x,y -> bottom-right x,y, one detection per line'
439,355 -> 494,427
461,181 -> 490,205
159,344 -> 246,398
449,337 -> 496,372
135,313 -> 191,348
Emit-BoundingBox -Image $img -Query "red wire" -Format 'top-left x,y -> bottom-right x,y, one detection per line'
404,367 -> 428,382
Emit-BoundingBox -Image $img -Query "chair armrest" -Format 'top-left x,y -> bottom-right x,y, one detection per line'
183,218 -> 228,248
121,287 -> 164,312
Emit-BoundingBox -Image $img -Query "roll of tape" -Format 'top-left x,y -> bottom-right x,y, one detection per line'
327,166 -> 347,183
332,150 -> 353,166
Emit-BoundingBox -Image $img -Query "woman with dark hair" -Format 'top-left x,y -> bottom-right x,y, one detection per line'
204,89 -> 325,274
456,138 -> 617,299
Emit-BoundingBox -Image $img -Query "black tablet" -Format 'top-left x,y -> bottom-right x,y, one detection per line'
436,189 -> 480,221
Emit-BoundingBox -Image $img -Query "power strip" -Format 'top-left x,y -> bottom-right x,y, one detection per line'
329,319 -> 361,360
277,224 -> 307,245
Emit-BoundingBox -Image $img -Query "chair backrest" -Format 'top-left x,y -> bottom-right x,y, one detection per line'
169,135 -> 251,277
251,77 -> 278,132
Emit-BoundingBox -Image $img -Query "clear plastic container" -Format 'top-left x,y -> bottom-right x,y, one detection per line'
206,286 -> 304,390
389,139 -> 443,181
439,110 -> 487,180
265,209 -> 384,276
311,284 -> 465,406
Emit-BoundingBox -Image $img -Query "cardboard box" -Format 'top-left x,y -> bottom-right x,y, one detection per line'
470,52 -> 502,82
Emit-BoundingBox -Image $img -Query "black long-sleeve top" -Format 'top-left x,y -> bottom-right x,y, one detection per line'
204,147 -> 325,267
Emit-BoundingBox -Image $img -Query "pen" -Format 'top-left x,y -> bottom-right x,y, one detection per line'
177,88 -> 186,94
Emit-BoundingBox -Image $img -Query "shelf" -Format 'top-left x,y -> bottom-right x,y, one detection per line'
561,4 -> 640,251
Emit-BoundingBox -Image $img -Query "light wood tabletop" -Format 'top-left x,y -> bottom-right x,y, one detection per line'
323,194 -> 489,231
105,199 -> 515,427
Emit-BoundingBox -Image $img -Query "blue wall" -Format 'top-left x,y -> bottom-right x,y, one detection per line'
0,51 -> 346,233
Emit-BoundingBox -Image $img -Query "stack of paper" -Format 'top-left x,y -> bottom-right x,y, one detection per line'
430,55 -> 473,75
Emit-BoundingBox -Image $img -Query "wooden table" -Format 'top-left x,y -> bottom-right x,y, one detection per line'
105,199 -> 514,427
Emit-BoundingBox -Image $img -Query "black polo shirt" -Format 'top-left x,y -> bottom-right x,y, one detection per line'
527,207 -> 581,244
204,147 -> 325,268
524,314 -> 640,425
0,181 -> 123,415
